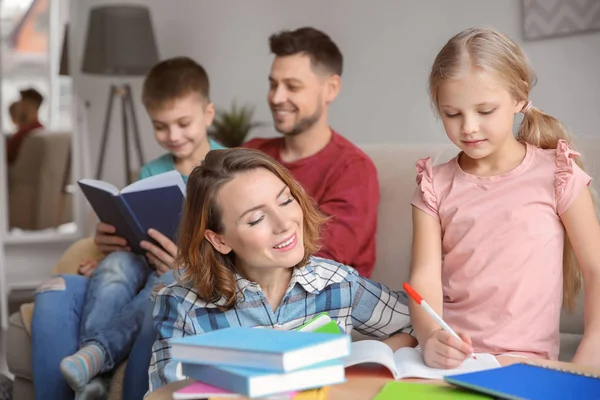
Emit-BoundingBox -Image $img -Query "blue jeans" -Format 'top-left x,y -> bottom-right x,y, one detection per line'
31,251 -> 175,400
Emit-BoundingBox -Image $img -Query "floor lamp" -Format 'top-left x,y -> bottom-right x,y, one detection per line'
81,5 -> 159,184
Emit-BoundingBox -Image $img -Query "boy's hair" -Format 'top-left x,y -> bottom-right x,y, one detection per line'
428,27 -> 585,311
142,56 -> 210,110
269,27 -> 343,76
175,148 -> 329,311
19,88 -> 43,109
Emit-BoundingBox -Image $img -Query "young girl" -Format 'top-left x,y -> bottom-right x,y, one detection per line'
409,27 -> 600,370
147,148 -> 416,392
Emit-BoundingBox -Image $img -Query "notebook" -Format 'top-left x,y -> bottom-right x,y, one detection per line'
296,312 -> 343,334
344,340 -> 500,379
181,359 -> 345,398
169,326 -> 350,372
374,381 -> 493,399
444,363 -> 600,400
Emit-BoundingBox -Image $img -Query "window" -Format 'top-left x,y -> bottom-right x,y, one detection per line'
0,0 -> 71,134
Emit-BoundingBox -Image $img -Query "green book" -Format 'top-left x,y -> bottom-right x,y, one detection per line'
374,381 -> 493,399
296,312 -> 342,334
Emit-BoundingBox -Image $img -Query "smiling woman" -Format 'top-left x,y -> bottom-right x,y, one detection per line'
147,147 -> 416,393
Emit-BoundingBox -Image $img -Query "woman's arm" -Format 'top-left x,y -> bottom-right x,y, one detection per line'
147,286 -> 196,393
409,206 -> 472,368
350,273 -> 413,339
560,187 -> 600,368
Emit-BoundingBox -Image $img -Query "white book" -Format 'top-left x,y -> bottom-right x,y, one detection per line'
344,340 -> 501,380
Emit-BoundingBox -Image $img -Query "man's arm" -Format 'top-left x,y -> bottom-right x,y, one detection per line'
315,157 -> 379,276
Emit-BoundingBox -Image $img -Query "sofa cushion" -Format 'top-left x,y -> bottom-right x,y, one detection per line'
7,312 -> 33,380
559,333 -> 582,362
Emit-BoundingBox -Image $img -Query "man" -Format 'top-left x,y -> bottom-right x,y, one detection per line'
244,27 -> 379,278
6,88 -> 44,164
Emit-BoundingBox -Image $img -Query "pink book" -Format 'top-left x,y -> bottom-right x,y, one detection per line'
173,381 -> 298,399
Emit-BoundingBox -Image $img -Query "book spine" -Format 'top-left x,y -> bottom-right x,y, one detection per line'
522,362 -> 600,379
114,196 -> 147,253
182,364 -> 251,396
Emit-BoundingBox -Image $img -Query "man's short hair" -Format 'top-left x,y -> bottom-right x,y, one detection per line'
19,88 -> 44,109
142,56 -> 210,110
269,27 -> 343,76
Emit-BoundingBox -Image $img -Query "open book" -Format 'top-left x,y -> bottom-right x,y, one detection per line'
344,340 -> 501,380
78,170 -> 186,254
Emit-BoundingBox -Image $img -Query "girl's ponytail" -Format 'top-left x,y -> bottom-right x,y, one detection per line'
518,103 -> 584,312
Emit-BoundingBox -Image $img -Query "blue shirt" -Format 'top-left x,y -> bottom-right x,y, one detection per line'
148,257 -> 413,392
138,138 -> 225,183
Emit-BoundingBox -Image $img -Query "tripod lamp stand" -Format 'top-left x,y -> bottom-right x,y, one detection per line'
81,5 -> 159,184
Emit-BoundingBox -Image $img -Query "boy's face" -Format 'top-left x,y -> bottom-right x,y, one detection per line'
148,93 -> 215,161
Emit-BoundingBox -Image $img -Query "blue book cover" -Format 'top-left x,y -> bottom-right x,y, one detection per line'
78,170 -> 185,255
169,326 -> 351,372
181,359 -> 346,398
445,363 -> 600,400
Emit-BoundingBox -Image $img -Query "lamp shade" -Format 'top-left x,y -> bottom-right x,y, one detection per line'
59,24 -> 69,76
81,5 -> 159,76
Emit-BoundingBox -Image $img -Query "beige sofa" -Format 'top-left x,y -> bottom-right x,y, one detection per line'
7,140 -> 597,399
8,130 -> 73,230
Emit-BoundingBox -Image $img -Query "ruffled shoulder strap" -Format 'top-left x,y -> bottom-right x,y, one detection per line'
554,139 -> 582,202
415,157 -> 438,212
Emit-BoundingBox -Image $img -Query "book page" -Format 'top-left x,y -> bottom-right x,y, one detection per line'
122,170 -> 186,195
392,347 -> 501,380
344,340 -> 399,378
77,178 -> 119,195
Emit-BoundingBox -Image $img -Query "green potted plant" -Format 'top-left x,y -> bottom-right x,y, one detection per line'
210,101 -> 266,148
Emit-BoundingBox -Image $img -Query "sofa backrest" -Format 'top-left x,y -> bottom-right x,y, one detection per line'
360,143 -> 455,290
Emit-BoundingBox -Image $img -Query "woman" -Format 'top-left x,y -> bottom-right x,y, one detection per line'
147,148 -> 417,392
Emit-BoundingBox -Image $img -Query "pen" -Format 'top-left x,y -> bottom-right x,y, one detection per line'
403,282 -> 476,360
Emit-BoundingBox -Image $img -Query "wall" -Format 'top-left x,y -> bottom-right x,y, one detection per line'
70,0 -> 600,189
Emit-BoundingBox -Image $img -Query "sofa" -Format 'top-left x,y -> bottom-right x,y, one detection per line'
7,140 -> 599,400
8,130 -> 73,231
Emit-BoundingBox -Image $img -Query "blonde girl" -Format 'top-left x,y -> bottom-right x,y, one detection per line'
409,27 -> 600,369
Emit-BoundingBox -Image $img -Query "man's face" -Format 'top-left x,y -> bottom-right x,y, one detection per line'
267,54 -> 331,136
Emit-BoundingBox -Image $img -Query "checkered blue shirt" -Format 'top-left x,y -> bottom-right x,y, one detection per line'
147,257 -> 413,393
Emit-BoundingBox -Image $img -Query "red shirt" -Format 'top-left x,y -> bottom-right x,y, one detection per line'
244,131 -> 379,277
6,120 -> 43,164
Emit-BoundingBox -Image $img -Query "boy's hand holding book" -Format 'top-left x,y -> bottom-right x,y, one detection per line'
141,228 -> 178,275
94,222 -> 130,254
93,221 -> 177,276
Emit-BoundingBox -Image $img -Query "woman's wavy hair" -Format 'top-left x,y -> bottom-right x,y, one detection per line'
174,148 -> 328,310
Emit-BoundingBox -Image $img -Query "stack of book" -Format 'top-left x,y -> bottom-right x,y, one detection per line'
169,325 -> 350,399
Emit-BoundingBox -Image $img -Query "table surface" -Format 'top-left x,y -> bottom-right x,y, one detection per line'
147,356 -> 600,400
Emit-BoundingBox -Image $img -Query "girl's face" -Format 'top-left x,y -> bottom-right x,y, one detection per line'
205,168 -> 305,271
437,69 -> 525,160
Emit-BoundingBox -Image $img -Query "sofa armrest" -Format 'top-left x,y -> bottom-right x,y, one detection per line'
19,303 -> 34,336
52,237 -> 105,275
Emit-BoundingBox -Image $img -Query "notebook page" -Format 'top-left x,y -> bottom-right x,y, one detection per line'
393,347 -> 501,380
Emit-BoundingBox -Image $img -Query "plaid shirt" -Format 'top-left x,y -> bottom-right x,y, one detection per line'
147,257 -> 413,393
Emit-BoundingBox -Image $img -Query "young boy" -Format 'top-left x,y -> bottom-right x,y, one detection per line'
31,57 -> 225,400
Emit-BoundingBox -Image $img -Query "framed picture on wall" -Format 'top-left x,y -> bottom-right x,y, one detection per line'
522,0 -> 600,41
